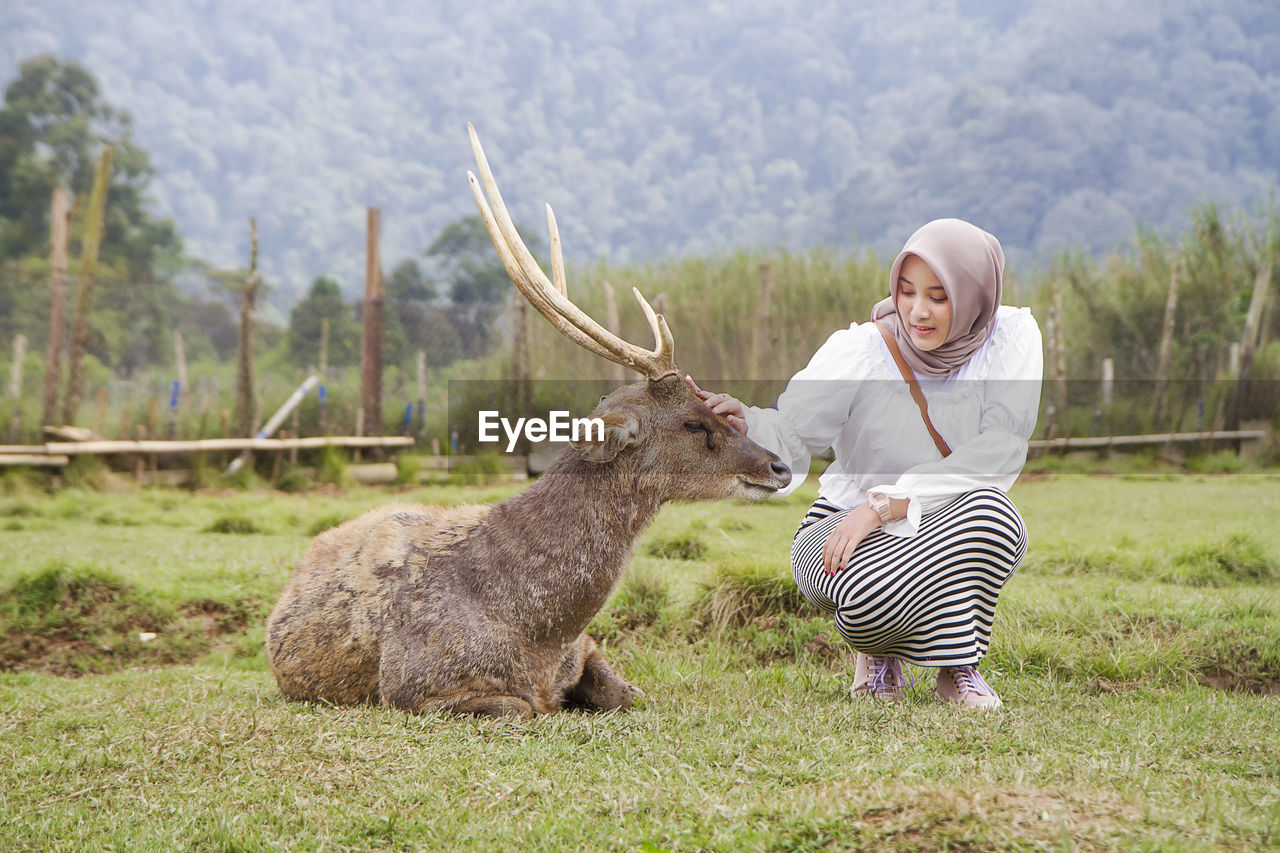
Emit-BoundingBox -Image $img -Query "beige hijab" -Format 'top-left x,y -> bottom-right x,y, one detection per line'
870,218 -> 1004,377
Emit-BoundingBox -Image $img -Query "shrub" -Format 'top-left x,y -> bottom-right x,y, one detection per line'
693,557 -> 819,630
274,468 -> 313,493
609,568 -> 670,631
395,453 -> 423,486
1166,534 -> 1277,586
315,444 -> 351,487
204,515 -> 262,535
450,449 -> 509,485
306,514 -> 349,537
646,533 -> 708,561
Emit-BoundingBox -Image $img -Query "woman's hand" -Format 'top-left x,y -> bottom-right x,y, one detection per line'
822,504 -> 881,576
684,374 -> 748,436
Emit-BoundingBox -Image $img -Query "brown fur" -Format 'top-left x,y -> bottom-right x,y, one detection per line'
266,376 -> 790,718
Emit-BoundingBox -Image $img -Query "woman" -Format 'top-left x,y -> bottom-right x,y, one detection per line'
688,218 -> 1042,709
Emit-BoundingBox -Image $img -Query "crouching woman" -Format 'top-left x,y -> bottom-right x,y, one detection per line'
689,218 -> 1043,709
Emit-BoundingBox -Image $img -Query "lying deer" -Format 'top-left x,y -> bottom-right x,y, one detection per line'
265,126 -> 791,718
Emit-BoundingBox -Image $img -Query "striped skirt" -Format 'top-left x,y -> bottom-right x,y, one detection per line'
790,488 -> 1028,667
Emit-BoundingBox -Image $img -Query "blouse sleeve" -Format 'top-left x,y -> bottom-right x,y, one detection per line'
872,309 -> 1044,537
739,326 -> 869,498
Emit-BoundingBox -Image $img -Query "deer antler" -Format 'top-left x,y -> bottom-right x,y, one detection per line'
466,124 -> 677,380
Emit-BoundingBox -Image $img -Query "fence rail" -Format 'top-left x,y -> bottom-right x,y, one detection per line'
0,435 -> 413,460
1028,429 -> 1266,451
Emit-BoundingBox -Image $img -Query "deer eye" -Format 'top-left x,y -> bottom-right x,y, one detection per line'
684,421 -> 715,450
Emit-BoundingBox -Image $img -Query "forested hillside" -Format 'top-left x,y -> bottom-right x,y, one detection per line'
2,0 -> 1277,307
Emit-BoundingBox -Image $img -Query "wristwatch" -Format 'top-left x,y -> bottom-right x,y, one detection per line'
867,491 -> 893,525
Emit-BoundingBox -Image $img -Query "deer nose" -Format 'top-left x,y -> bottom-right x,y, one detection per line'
770,461 -> 791,481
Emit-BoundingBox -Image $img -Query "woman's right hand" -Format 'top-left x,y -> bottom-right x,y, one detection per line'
684,374 -> 748,436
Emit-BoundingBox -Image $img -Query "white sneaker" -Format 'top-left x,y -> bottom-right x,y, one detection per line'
849,653 -> 909,702
935,665 -> 1002,710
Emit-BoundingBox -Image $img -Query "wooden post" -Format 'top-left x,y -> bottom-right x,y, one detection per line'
360,207 -> 384,437
43,188 -> 69,427
8,334 -> 26,443
1225,263 -> 1272,435
601,281 -> 626,386
354,407 -> 365,463
7,334 -> 24,399
416,349 -> 427,440
1101,358 -> 1114,411
319,317 -> 330,380
750,263 -> 774,383
1044,282 -> 1069,441
63,147 -> 115,425
93,387 -> 108,435
1052,283 -> 1068,431
1152,261 -> 1180,428
235,220 -> 259,438
509,293 -> 532,455
134,424 -> 146,484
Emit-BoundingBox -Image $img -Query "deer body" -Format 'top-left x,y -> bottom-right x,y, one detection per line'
268,443 -> 667,716
265,128 -> 791,718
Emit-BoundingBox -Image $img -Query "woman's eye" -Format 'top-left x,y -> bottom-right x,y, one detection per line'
931,296 -> 948,304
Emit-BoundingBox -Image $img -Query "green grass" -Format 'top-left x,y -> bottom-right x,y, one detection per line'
0,475 -> 1279,850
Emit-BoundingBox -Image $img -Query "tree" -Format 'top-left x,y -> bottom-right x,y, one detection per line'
382,257 -> 434,366
427,214 -> 536,305
0,55 -> 184,372
286,276 -> 358,369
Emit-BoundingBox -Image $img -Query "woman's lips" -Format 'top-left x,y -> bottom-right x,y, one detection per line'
911,323 -> 935,334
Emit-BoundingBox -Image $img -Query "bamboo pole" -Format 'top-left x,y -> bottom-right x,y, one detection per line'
226,374 -> 320,473
63,147 -> 114,425
42,188 -> 69,426
235,220 -> 259,438
360,207 -> 384,436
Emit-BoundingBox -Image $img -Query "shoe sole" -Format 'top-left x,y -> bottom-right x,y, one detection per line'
933,689 -> 1002,710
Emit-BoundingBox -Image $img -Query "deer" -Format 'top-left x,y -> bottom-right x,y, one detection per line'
264,125 -> 792,719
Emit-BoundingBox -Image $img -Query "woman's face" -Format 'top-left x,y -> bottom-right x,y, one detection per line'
895,254 -> 952,351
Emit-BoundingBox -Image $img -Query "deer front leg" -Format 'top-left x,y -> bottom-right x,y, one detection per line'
561,635 -> 642,711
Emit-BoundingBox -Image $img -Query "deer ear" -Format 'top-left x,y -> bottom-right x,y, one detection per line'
571,409 -> 642,463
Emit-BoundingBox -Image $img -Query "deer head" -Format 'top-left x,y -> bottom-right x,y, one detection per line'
466,125 -> 791,501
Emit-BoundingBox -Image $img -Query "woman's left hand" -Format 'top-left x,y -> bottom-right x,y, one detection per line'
822,504 -> 881,576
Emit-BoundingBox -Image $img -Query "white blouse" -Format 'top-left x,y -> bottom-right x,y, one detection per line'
742,305 -> 1043,538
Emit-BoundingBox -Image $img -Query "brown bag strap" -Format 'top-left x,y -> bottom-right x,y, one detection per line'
875,322 -> 952,458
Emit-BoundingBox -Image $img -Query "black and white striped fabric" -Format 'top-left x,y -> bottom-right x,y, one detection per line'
790,488 -> 1027,667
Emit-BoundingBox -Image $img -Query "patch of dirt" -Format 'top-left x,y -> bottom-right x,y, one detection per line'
0,567 -> 260,677
183,598 -> 254,635
1197,668 -> 1280,696
832,787 -> 1140,851
1090,677 -> 1143,694
803,632 -> 847,666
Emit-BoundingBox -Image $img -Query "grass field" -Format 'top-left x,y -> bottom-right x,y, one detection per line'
1,472 -> 1279,851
